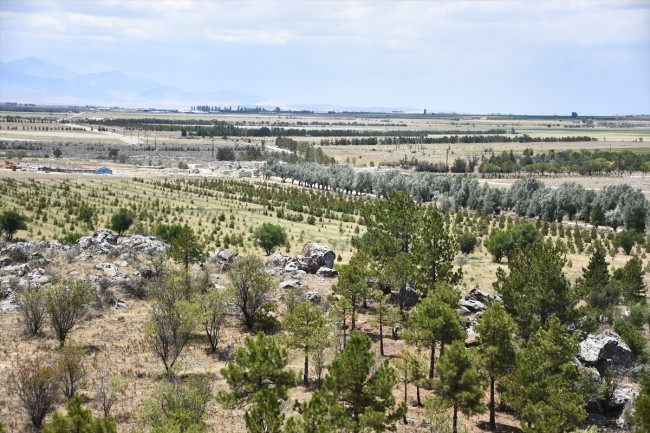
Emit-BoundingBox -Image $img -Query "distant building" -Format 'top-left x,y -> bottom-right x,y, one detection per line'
96,167 -> 113,175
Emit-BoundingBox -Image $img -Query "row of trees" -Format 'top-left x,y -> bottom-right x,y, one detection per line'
264,160 -> 650,231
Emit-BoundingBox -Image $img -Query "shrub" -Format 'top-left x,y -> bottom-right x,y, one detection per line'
59,232 -> 84,246
46,279 -> 95,346
15,287 -> 47,335
10,357 -> 59,429
456,232 -> 478,255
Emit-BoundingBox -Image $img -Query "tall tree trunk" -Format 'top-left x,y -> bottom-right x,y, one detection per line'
304,352 -> 309,386
416,386 -> 422,406
379,320 -> 384,356
403,378 -> 408,424
429,341 -> 436,379
490,376 -> 496,430
453,403 -> 458,433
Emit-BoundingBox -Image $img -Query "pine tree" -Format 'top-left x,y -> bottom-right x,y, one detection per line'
332,259 -> 368,331
613,255 -> 647,304
284,301 -> 331,386
321,330 -> 406,433
394,349 -> 428,421
494,240 -> 579,341
431,341 -> 485,433
503,318 -> 586,433
413,206 -> 461,296
43,395 -> 116,433
475,303 -> 517,431
580,241 -> 618,311
370,290 -> 401,356
404,293 -> 465,379
219,333 -> 298,433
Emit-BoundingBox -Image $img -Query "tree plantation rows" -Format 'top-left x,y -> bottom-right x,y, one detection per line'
264,161 -> 650,231
2,190 -> 649,433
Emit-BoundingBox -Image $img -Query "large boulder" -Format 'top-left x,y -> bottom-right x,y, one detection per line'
300,242 -> 335,270
578,330 -> 634,372
266,251 -> 288,270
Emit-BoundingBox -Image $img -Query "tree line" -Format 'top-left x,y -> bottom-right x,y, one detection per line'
263,160 -> 650,231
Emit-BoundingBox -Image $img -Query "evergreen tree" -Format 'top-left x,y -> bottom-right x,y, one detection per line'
284,301 -> 331,386
166,225 -> 204,270
332,257 -> 369,331
43,395 -> 116,433
285,391 -> 335,433
494,240 -> 579,341
590,202 -> 605,227
475,303 -> 517,431
219,333 -> 298,433
394,349 -> 428,418
580,241 -> 619,311
321,330 -> 406,433
413,206 -> 461,296
431,341 -> 485,433
370,289 -> 401,356
629,369 -> 650,433
404,293 -> 465,379
109,207 -> 134,237
503,318 -> 586,433
613,255 -> 647,304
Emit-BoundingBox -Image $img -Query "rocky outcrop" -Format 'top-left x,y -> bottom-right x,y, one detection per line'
77,228 -> 118,254
117,235 -> 167,256
264,243 -> 337,276
579,330 -> 634,373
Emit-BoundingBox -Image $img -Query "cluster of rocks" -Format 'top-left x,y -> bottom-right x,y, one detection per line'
266,242 -> 338,278
76,229 -> 167,257
575,329 -> 640,428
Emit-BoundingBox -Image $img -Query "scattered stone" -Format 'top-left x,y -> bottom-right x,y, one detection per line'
316,267 -> 338,278
79,253 -> 93,261
284,261 -> 299,273
465,333 -> 479,347
609,385 -> 639,412
457,306 -> 472,316
304,292 -> 321,305
0,257 -> 13,268
117,235 -> 167,256
6,264 -> 30,277
95,263 -> 119,277
280,279 -> 301,289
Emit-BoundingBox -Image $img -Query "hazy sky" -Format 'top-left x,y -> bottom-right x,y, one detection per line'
1,0 -> 649,114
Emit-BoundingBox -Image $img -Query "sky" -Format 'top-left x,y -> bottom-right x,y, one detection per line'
1,0 -> 649,115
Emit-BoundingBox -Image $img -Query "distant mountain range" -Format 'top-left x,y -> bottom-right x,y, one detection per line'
0,57 -> 267,109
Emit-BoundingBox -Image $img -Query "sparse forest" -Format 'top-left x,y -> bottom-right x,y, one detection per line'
0,110 -> 649,433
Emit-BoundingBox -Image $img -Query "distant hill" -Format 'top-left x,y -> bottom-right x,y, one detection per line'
0,57 -> 266,108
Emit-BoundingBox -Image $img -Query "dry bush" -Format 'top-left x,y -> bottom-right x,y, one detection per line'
9,356 -> 60,429
14,287 -> 47,335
